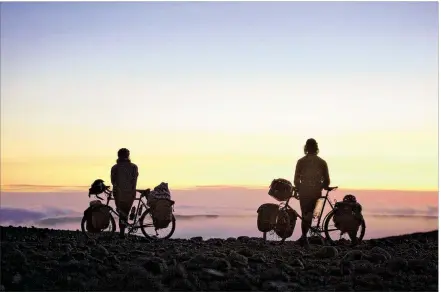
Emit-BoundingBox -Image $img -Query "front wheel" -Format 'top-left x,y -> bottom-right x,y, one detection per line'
139,209 -> 176,240
80,213 -> 116,239
324,210 -> 366,245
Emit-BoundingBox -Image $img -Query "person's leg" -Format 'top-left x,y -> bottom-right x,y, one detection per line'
116,201 -> 129,237
299,197 -> 317,238
117,197 -> 135,237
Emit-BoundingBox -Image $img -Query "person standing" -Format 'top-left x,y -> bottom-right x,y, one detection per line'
294,138 -> 330,248
111,148 -> 139,238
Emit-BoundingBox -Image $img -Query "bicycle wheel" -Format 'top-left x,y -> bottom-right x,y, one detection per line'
324,210 -> 366,245
139,209 -> 176,240
262,209 -> 290,243
80,213 -> 116,239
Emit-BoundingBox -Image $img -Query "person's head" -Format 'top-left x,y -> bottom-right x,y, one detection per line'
304,138 -> 319,155
117,148 -> 130,160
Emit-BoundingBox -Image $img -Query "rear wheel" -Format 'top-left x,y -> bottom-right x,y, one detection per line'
324,210 -> 366,245
80,213 -> 116,239
139,209 -> 176,240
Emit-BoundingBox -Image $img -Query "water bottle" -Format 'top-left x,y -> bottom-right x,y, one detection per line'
138,206 -> 143,216
313,198 -> 325,219
129,207 -> 136,220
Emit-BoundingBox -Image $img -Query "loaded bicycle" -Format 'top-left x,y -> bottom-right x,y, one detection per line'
81,182 -> 176,240
258,179 -> 366,245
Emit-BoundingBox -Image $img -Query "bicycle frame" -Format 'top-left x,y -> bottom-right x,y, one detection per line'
282,188 -> 336,236
95,189 -> 154,234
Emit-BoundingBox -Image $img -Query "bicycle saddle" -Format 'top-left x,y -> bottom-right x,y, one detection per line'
324,186 -> 338,191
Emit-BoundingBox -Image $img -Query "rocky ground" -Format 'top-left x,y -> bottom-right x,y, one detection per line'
0,226 -> 438,291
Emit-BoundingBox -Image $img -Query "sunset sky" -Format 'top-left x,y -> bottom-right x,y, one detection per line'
1,2 -> 438,191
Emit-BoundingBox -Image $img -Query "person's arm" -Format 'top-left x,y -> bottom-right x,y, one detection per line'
110,165 -> 117,186
322,161 -> 330,188
294,159 -> 302,187
132,164 -> 139,190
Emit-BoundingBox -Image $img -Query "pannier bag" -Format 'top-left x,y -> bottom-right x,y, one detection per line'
268,178 -> 293,202
149,182 -> 172,200
257,203 -> 280,232
84,200 -> 111,233
89,179 -> 106,196
333,194 -> 363,234
150,199 -> 174,229
274,207 -> 297,239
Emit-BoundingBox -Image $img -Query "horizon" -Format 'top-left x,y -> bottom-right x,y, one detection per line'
1,2 -> 438,192
1,187 -> 438,240
0,184 -> 439,193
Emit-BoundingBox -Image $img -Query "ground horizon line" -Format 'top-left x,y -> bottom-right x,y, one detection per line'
0,184 -> 438,193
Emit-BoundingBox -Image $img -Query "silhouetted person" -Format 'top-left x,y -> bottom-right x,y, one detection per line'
294,138 -> 330,248
111,148 -> 139,238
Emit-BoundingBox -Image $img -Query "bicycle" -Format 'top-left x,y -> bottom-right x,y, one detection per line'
81,186 -> 176,240
263,186 -> 366,245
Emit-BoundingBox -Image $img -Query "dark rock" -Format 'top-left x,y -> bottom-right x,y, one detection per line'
92,245 -> 109,257
262,281 -> 289,292
223,277 -> 255,291
59,253 -> 73,262
314,246 -> 339,259
143,257 -> 168,275
10,249 -> 27,265
249,254 -> 265,263
107,255 -> 119,264
280,263 -> 297,275
0,226 -> 438,292
62,259 -> 81,271
12,273 -> 22,284
365,252 -> 388,264
335,282 -> 353,291
371,246 -> 392,260
290,249 -> 305,257
190,236 -> 203,242
290,258 -> 305,269
237,248 -> 254,257
73,251 -> 86,260
228,252 -> 248,267
342,250 -> 364,262
86,239 -> 96,246
408,259 -> 427,271
175,264 -> 188,278
212,257 -> 231,271
328,266 -> 342,276
352,260 -> 374,274
387,257 -> 408,272
130,249 -> 154,256
202,268 -> 225,278
260,268 -> 290,282
61,243 -> 73,253
354,273 -> 384,290
237,236 -> 250,242
169,278 -> 196,291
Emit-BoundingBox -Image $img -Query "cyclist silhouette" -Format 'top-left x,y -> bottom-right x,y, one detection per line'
111,148 -> 139,238
294,138 -> 330,248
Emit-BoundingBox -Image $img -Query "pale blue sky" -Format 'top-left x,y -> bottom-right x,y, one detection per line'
1,2 -> 438,133
0,2 -> 439,191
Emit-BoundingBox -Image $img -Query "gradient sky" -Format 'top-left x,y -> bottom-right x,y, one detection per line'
1,2 -> 438,191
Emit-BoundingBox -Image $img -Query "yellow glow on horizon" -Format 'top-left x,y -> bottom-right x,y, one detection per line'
1,128 -> 437,192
